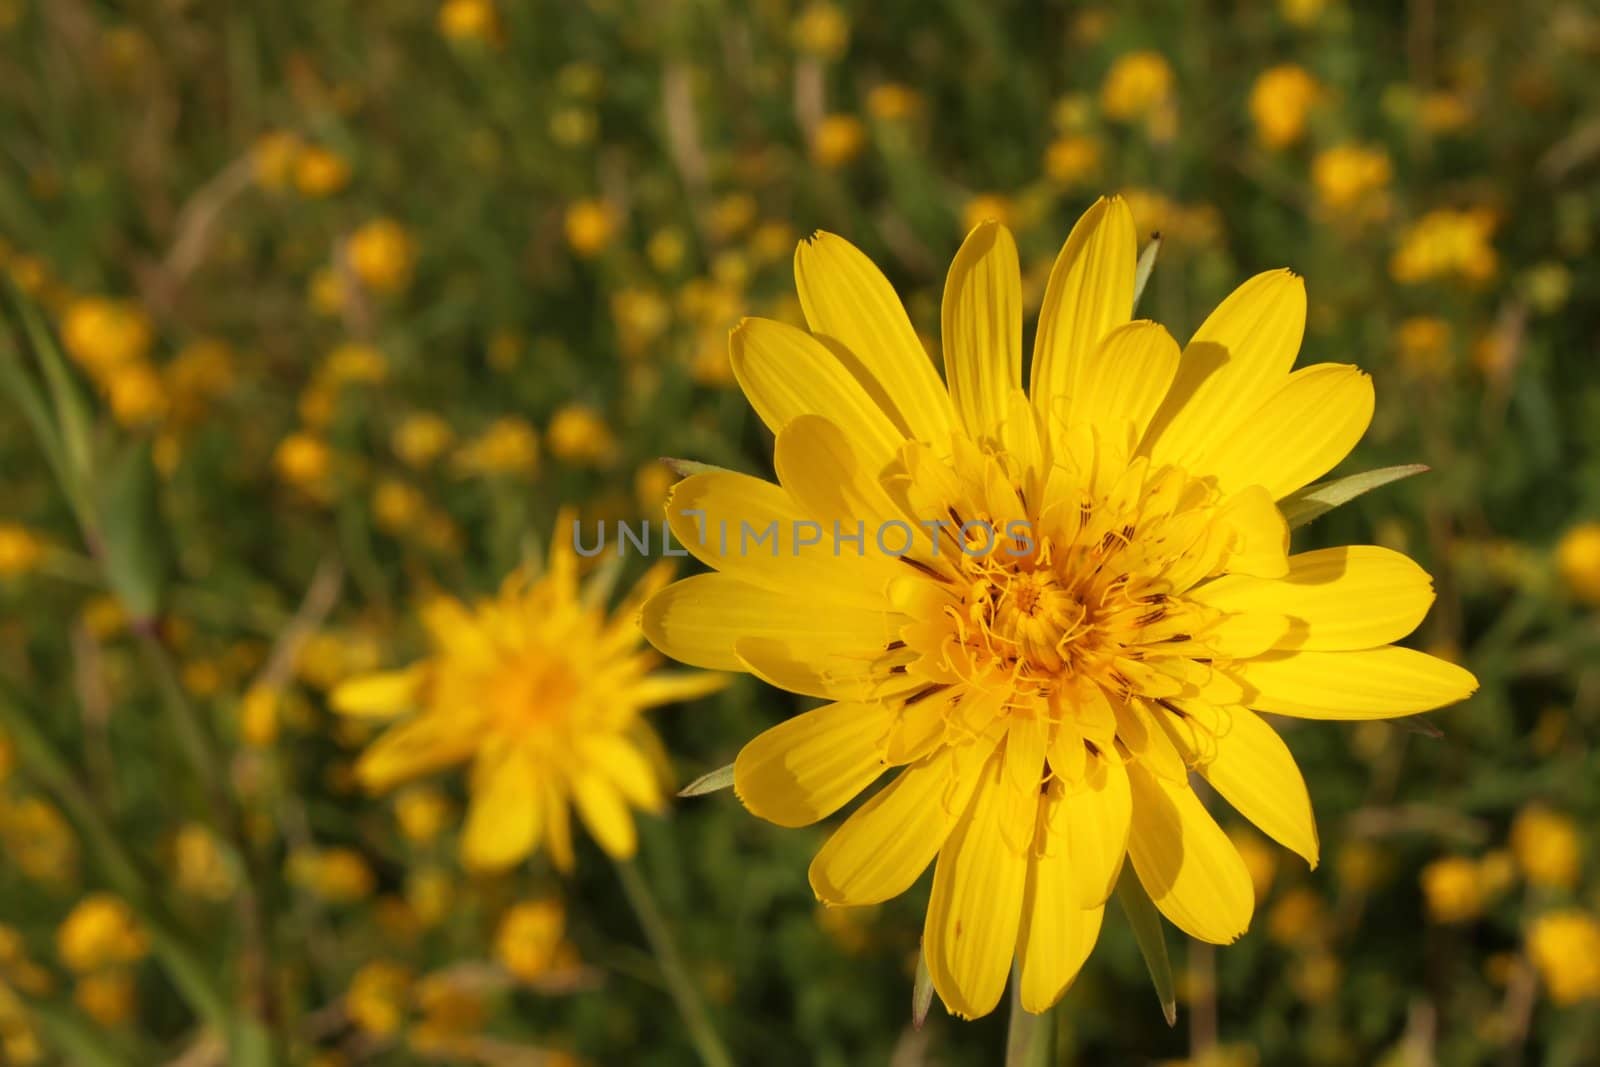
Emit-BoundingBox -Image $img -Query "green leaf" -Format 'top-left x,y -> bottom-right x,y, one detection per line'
677,763 -> 734,797
17,296 -> 96,513
911,947 -> 935,1029
95,442 -> 168,624
1131,233 -> 1163,314
1279,464 -> 1429,529
1116,866 -> 1177,1026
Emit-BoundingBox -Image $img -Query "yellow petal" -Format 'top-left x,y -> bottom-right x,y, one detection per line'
626,671 -> 730,709
1030,196 -> 1137,418
1230,646 -> 1478,719
330,666 -> 425,719
773,413 -> 910,533
356,711 -> 480,793
580,734 -> 666,813
730,316 -> 907,471
639,573 -> 894,673
1143,270 -> 1306,468
461,746 -> 541,872
734,701 -> 895,827
942,221 -> 1022,441
1216,485 -> 1289,580
1018,780 -> 1107,1012
1194,364 -> 1375,500
572,770 -> 638,859
1073,320 -> 1181,452
794,232 -> 953,442
1126,763 -> 1254,944
1186,707 -> 1319,867
1060,747 -> 1131,908
809,735 -> 995,906
1192,545 -> 1435,651
923,748 -> 1030,1019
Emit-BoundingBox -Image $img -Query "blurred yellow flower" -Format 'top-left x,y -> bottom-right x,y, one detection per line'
750,221 -> 798,265
1310,143 -> 1392,216
647,228 -> 688,274
288,847 -> 376,903
172,823 -> 236,900
239,684 -> 281,747
165,337 -> 236,422
1228,828 -> 1278,902
323,341 -> 389,386
1511,805 -> 1582,889
1267,886 -> 1327,947
74,971 -> 136,1027
346,960 -> 414,1036
410,969 -> 489,1055
106,361 -> 169,427
495,898 -> 567,981
708,193 -> 758,241
1291,952 -> 1341,1004
1527,910 -> 1600,1004
406,867 -> 454,927
867,83 -> 921,122
811,114 -> 868,169
564,199 -> 619,258
792,2 -> 849,60
962,192 -> 1014,233
547,404 -> 620,467
1418,90 -> 1472,134
1421,856 -> 1485,923
0,524 -> 45,579
57,894 -> 148,973
331,518 -> 726,872
395,786 -> 454,844
1556,522 -> 1600,605
1394,316 -> 1453,379
453,416 -> 540,477
251,130 -> 303,190
1336,840 -> 1386,893
1044,134 -> 1102,188
1248,65 -> 1321,149
392,412 -> 456,469
308,266 -> 347,316
293,145 -> 352,198
61,296 -> 152,372
274,432 -> 333,490
437,0 -> 501,45
0,795 -> 79,884
373,478 -> 427,535
1101,50 -> 1174,122
1279,0 -> 1329,26
1522,261 -> 1572,313
634,460 -> 676,516
1390,208 -> 1498,285
347,218 -> 418,293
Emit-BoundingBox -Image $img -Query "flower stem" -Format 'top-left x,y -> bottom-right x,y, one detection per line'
613,857 -> 734,1067
1003,969 -> 1053,1067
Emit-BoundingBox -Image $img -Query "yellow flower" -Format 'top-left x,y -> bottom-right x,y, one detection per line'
410,969 -> 489,1055
346,218 -> 417,293
811,114 -> 868,169
288,847 -> 375,903
453,416 -> 540,477
392,412 -> 456,469
792,2 -> 849,60
1311,144 -> 1392,215
274,432 -> 333,490
172,823 -> 236,900
1510,806 -> 1582,889
1527,910 -> 1600,1004
0,796 -> 79,884
1390,208 -> 1498,285
1228,828 -> 1277,901
1394,316 -> 1453,379
495,898 -> 567,981
293,145 -> 352,198
322,341 -> 389,387
252,130 -> 303,190
1556,522 -> 1600,605
1044,134 -> 1102,188
106,361 -> 169,426
373,479 -> 426,535
0,524 -> 45,578
61,296 -> 152,372
709,194 -> 758,241
962,193 -> 1014,234
437,0 -> 501,44
1421,856 -> 1485,923
394,786 -> 454,844
1248,65 -> 1320,149
165,337 -> 236,423
1267,886 -> 1327,947
1101,51 -> 1174,122
407,867 -> 454,926
564,199 -> 619,258
346,960 -> 413,1036
546,404 -> 619,467
238,684 -> 281,747
74,971 -> 136,1027
57,894 -> 148,973
867,84 -> 922,122
640,196 -> 1476,1018
1279,0 -> 1328,26
331,517 -> 726,872
647,228 -> 688,274
634,460 -> 677,515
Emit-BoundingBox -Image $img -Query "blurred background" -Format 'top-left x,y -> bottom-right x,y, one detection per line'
2,0 -> 1600,1064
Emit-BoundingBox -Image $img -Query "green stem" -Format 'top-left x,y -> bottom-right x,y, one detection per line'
1003,968 -> 1053,1067
613,857 -> 734,1067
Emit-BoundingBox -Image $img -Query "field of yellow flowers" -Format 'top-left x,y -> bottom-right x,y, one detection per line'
2,1 -> 1599,1064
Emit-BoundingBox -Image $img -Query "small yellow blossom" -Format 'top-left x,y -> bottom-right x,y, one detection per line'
1044,134 -> 1102,188
1248,65 -> 1321,148
709,194 -> 758,241
564,199 -> 619,258
1228,828 -> 1277,902
811,114 -> 868,169
61,296 -> 152,372
323,342 -> 389,387
1522,261 -> 1572,313
395,786 -> 454,844
293,145 -> 352,198
406,868 -> 454,927
867,83 -> 921,122
1267,887 -> 1327,947
252,130 -> 303,190
1510,806 -> 1582,889
634,460 -> 676,515
495,899 -> 567,982
372,479 -> 426,535
1556,522 -> 1600,605
289,847 -> 376,904
165,338 -> 236,422
1527,911 -> 1600,1004
1336,840 -> 1386,893
962,193 -> 1014,234
74,971 -> 136,1027
308,267 -> 347,316
0,524 -> 45,578
647,228 -> 688,274
57,894 -> 149,973
550,106 -> 597,146
1311,143 -> 1393,216
437,0 -> 501,45
274,432 -> 333,490
392,412 -> 455,469
1390,208 -> 1498,285
410,970 -> 489,1056
346,960 -> 414,1036
1101,51 -> 1174,122
106,362 -> 169,426
792,2 -> 849,60
0,796 -> 79,884
173,823 -> 236,900
1394,316 -> 1453,379
546,404 -> 619,467
453,417 -> 540,476
1421,856 -> 1485,924
346,218 -> 418,293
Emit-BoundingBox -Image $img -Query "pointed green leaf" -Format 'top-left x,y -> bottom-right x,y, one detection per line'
1132,234 -> 1163,314
677,763 -> 734,797
1280,464 -> 1429,529
912,946 -> 935,1029
662,457 -> 738,479
18,297 -> 96,510
96,442 -> 168,624
1116,866 -> 1177,1026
